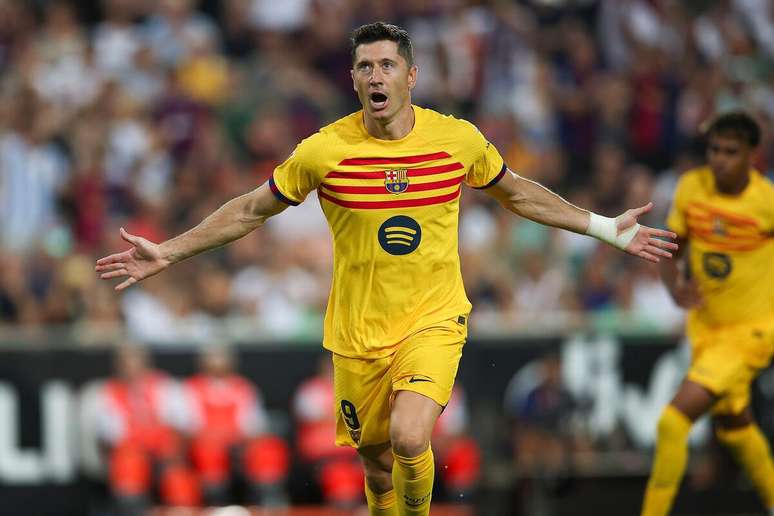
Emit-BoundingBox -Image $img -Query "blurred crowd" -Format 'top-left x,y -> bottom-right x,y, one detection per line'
88,345 -> 479,512
1,0 -> 774,342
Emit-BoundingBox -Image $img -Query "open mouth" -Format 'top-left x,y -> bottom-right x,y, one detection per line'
369,92 -> 389,110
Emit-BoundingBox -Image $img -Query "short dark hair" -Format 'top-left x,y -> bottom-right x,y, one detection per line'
704,111 -> 761,147
350,22 -> 414,66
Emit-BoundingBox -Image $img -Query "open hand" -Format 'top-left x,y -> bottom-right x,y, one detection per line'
617,202 -> 679,263
95,228 -> 170,291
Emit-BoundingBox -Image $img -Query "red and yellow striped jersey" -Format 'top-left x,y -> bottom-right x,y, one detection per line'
270,105 -> 505,358
667,166 -> 774,328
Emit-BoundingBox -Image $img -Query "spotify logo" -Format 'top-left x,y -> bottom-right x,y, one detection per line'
378,216 -> 421,255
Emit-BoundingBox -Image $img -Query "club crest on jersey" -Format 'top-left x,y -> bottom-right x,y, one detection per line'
385,169 -> 409,194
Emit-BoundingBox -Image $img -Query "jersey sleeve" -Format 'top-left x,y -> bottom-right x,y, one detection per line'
666,176 -> 690,237
463,122 -> 506,189
270,133 -> 325,205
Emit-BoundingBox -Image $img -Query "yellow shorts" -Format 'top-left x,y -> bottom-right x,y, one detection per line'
333,316 -> 467,449
687,318 -> 774,415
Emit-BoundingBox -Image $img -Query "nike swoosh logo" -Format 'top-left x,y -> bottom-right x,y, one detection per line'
408,376 -> 433,383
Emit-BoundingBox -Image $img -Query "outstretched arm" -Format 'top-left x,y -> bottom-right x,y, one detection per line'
484,169 -> 678,262
96,182 -> 288,290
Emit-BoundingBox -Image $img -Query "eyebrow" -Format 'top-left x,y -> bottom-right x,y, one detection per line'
355,57 -> 398,67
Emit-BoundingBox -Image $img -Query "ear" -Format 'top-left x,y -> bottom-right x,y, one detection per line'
351,68 -> 357,92
407,64 -> 418,91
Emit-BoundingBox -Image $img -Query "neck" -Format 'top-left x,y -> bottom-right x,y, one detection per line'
364,103 -> 415,140
717,172 -> 750,195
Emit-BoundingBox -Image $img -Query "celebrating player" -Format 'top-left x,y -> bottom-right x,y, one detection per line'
97,22 -> 676,516
641,112 -> 774,516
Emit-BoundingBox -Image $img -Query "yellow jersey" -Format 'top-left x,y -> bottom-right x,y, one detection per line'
270,105 -> 505,358
666,166 -> 774,330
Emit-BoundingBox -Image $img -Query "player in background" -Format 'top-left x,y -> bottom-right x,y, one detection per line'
97,22 -> 676,516
641,112 -> 774,516
95,345 -> 199,512
181,345 -> 290,507
292,354 -> 364,507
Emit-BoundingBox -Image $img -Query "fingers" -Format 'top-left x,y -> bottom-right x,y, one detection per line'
95,262 -> 125,273
98,229 -> 141,266
650,238 -> 679,251
637,249 -> 661,263
645,227 -> 678,241
95,261 -> 134,285
644,236 -> 677,255
96,251 -> 129,266
120,227 -> 140,246
630,202 -> 654,218
98,229 -> 145,291
644,244 -> 672,259
638,250 -> 660,263
100,269 -> 128,280
116,277 -> 137,291
639,227 -> 679,253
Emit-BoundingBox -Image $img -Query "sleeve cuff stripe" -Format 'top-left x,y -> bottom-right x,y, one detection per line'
473,163 -> 507,190
269,177 -> 300,206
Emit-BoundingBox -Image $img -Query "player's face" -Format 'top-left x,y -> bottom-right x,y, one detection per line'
707,134 -> 752,193
203,352 -> 232,376
117,350 -> 146,380
351,40 -> 417,122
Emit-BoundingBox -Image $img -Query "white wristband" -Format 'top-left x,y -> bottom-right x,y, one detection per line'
586,212 -> 640,250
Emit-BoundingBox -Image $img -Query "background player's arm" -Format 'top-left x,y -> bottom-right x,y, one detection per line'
659,236 -> 702,308
96,183 -> 289,290
485,169 -> 678,262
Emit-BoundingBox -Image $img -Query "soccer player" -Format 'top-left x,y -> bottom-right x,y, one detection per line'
641,112 -> 774,516
97,22 -> 676,516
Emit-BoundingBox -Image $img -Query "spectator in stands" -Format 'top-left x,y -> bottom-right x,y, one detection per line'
505,352 -> 577,476
504,352 -> 593,513
95,345 -> 199,513
0,87 -> 69,253
181,345 -> 290,507
2,0 -> 774,337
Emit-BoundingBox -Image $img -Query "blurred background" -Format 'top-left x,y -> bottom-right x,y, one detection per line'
0,0 -> 773,515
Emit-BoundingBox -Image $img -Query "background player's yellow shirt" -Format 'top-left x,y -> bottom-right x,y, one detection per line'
666,166 -> 774,329
270,106 -> 505,358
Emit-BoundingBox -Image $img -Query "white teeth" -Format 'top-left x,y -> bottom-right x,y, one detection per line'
370,97 -> 388,110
